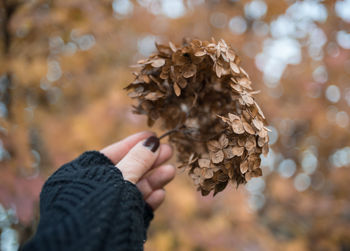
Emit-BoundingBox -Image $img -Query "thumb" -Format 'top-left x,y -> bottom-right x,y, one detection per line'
116,136 -> 160,183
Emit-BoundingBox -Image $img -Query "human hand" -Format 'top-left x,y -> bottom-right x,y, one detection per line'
100,131 -> 175,211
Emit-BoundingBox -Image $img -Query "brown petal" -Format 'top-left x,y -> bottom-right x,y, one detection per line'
210,150 -> 224,164
228,168 -> 234,179
183,64 -> 197,78
245,136 -> 256,151
177,77 -> 188,88
232,146 -> 245,156
243,121 -> 255,134
254,101 -> 266,119
252,118 -> 264,131
230,61 -> 240,74
223,147 -> 235,159
240,160 -> 249,174
258,128 -> 268,138
262,144 -> 269,156
228,113 -> 240,121
231,120 -> 245,134
242,94 -> 254,105
173,82 -> 181,96
144,92 -> 164,101
218,134 -> 229,148
204,169 -> 214,179
207,140 -> 221,151
258,136 -> 266,147
198,158 -> 211,168
238,78 -> 252,90
151,58 -> 166,68
169,41 -> 177,52
194,50 -> 206,57
215,64 -> 223,78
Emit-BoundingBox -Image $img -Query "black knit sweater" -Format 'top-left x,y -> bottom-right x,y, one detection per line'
22,151 -> 154,251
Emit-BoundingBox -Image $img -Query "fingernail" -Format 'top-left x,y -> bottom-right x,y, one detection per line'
143,136 -> 160,153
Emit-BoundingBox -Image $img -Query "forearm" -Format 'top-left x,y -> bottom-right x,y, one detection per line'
21,151 -> 153,251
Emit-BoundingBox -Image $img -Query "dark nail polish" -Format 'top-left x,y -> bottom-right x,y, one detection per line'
143,136 -> 160,152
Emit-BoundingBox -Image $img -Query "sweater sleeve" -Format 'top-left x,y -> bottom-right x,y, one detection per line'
21,151 -> 154,251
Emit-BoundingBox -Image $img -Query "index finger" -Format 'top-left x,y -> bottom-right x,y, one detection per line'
100,131 -> 154,164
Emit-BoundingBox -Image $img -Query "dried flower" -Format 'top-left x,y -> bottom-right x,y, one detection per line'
125,38 -> 269,195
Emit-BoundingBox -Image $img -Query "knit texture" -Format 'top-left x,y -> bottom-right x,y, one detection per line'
22,151 -> 154,251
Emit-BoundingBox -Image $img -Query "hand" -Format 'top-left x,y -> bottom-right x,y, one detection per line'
100,131 -> 175,211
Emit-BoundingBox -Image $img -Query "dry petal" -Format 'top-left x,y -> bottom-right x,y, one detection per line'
169,41 -> 177,52
252,118 -> 264,131
228,113 -> 240,121
232,120 -> 245,134
243,121 -> 255,134
204,169 -> 214,179
242,94 -> 254,105
223,147 -> 234,159
245,136 -> 256,151
230,61 -> 240,74
144,92 -> 164,101
194,50 -> 206,57
151,58 -> 166,68
183,64 -> 197,78
232,146 -> 244,156
219,134 -> 229,148
210,150 -> 224,164
240,160 -> 249,174
198,158 -> 211,168
173,82 -> 181,96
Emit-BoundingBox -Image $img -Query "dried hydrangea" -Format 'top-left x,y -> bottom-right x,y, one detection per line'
125,38 -> 269,196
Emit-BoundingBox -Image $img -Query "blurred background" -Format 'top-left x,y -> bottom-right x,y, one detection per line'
0,0 -> 350,250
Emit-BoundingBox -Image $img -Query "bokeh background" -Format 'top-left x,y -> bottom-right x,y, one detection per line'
1,0 -> 350,250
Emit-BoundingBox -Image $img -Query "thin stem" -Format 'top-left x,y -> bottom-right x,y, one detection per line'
159,128 -> 179,140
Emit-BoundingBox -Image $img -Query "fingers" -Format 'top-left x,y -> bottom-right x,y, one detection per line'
136,164 -> 176,199
100,131 -> 154,164
146,189 -> 166,211
116,136 -> 160,183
